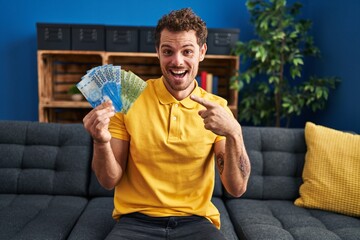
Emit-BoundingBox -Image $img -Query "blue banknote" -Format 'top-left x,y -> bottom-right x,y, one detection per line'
77,65 -> 123,112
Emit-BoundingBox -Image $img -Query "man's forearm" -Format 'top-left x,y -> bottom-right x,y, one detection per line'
92,142 -> 123,190
219,129 -> 251,197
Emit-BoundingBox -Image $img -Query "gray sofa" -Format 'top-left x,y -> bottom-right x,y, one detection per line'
0,121 -> 359,240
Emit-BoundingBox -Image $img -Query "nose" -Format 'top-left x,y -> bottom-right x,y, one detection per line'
171,52 -> 184,66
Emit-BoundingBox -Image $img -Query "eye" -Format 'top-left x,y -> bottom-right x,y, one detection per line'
162,49 -> 172,56
183,49 -> 194,56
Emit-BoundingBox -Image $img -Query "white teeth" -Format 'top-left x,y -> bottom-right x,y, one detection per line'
172,70 -> 186,74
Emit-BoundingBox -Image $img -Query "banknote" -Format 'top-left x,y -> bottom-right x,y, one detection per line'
120,70 -> 147,113
77,65 -> 123,112
76,65 -> 147,114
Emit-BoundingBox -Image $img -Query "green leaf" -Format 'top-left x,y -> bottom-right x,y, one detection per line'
243,73 -> 251,84
290,31 -> 298,38
255,51 -> 261,60
323,90 -> 329,100
269,76 -> 279,83
282,102 -> 290,108
290,67 -> 301,79
316,87 -> 323,98
246,0 -> 259,10
273,31 -> 285,40
303,85 -> 312,91
293,58 -> 304,66
260,19 -> 269,30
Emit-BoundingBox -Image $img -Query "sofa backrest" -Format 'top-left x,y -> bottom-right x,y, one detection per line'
89,172 -> 114,197
223,126 -> 306,200
0,121 -> 92,196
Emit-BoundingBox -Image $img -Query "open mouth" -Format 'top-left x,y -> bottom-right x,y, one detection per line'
170,69 -> 187,79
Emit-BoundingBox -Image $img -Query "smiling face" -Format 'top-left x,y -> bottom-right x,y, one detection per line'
157,29 -> 207,100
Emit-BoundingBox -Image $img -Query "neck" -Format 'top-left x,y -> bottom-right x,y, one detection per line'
162,78 -> 196,101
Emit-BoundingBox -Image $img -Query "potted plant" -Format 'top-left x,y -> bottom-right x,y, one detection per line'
231,0 -> 340,127
68,84 -> 83,101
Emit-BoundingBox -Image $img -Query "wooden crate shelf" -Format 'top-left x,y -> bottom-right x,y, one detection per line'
38,50 -> 239,123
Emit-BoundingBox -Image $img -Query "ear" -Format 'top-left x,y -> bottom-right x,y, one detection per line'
156,47 -> 160,59
199,43 -> 207,62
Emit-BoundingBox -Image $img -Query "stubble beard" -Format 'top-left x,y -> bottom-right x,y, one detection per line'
165,76 -> 192,92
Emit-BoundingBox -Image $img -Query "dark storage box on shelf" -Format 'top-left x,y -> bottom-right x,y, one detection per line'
139,27 -> 156,53
72,24 -> 105,51
207,28 -> 240,55
106,26 -> 138,52
37,23 -> 71,50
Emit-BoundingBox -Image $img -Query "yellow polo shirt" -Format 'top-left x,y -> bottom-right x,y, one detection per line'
108,77 -> 231,229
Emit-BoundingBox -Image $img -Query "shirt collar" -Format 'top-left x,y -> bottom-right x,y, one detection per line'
155,76 -> 201,109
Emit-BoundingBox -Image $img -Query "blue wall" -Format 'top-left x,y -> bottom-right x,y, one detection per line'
296,0 -> 360,133
0,0 -> 359,133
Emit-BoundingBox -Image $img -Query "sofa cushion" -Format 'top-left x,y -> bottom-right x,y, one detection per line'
0,194 -> 87,239
226,199 -> 360,240
212,197 -> 238,240
0,121 -> 92,196
68,197 -> 115,240
237,127 -> 306,200
89,172 -> 114,197
213,163 -> 223,197
295,122 -> 360,217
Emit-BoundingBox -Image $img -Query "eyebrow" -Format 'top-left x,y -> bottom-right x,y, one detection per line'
160,43 -> 195,49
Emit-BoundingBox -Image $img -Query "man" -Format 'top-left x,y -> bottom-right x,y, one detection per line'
83,8 -> 250,240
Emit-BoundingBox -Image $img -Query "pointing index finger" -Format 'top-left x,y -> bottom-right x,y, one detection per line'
190,95 -> 215,109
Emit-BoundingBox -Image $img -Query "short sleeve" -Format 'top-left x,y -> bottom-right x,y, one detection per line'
108,113 -> 130,141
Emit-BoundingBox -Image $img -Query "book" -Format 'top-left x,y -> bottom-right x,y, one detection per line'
212,75 -> 219,95
206,73 -> 213,93
195,75 -> 201,87
200,71 -> 207,90
197,72 -> 219,95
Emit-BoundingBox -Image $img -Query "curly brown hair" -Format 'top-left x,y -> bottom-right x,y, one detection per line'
155,8 -> 208,49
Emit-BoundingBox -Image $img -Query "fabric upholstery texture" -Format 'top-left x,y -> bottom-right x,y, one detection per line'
0,194 -> 87,240
89,172 -> 114,197
213,160 -> 223,198
67,197 -> 116,240
0,121 -> 92,196
0,121 -> 92,239
212,197 -> 239,240
227,199 -> 360,240
0,121 -> 359,240
295,122 -> 360,217
239,127 -> 306,200
230,126 -> 360,240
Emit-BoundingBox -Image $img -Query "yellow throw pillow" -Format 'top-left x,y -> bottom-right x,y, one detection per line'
295,122 -> 360,217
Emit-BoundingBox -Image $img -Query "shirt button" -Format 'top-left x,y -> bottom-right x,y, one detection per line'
172,116 -> 177,121
174,104 -> 179,107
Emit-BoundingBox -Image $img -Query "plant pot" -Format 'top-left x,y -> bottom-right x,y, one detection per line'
71,94 -> 84,101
